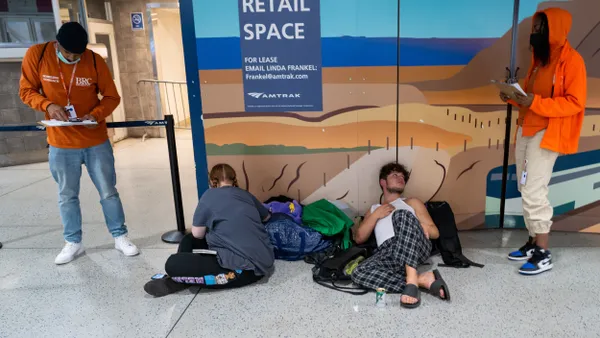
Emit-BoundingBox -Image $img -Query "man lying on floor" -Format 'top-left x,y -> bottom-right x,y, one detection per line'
351,162 -> 451,308
144,164 -> 274,297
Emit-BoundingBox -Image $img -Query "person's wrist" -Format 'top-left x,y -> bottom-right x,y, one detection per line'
45,103 -> 55,113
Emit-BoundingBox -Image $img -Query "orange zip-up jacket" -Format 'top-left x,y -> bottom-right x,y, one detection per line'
510,8 -> 587,155
19,42 -> 121,149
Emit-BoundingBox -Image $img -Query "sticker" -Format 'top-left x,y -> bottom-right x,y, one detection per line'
151,273 -> 165,280
235,270 -> 243,274
204,275 -> 216,286
216,274 -> 228,285
194,277 -> 205,284
226,272 -> 237,280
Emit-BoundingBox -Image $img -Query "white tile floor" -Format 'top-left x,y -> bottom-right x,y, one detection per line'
2,135 -> 600,338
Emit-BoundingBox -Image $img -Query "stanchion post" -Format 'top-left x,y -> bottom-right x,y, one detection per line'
161,114 -> 188,243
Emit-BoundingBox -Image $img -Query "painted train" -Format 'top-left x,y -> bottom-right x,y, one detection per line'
485,149 -> 600,228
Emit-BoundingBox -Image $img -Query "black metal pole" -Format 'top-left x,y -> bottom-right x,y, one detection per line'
161,114 -> 187,243
499,0 -> 521,229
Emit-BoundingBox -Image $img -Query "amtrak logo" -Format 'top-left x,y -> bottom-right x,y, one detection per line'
36,126 -> 46,131
248,92 -> 264,98
145,121 -> 156,126
247,92 -> 301,99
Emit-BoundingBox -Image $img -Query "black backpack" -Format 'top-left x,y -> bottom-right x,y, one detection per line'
426,201 -> 484,268
306,245 -> 369,295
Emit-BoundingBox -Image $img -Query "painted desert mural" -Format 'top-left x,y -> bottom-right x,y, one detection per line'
191,0 -> 600,232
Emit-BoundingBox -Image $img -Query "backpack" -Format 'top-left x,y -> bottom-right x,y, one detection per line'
425,201 -> 484,268
307,245 -> 369,295
265,213 -> 331,261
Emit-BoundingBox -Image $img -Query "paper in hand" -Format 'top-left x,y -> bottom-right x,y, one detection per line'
491,80 -> 527,98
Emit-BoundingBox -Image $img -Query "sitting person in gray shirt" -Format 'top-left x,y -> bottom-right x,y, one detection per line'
144,164 -> 274,297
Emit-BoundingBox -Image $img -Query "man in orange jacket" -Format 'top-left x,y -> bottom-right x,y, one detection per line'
19,22 -> 139,264
500,8 -> 587,275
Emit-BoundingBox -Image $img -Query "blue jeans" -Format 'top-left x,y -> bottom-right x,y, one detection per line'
49,140 -> 128,243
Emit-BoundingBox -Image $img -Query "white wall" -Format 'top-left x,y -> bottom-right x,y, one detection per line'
152,8 -> 189,126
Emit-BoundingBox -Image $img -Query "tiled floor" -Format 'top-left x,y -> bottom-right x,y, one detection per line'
2,135 -> 600,338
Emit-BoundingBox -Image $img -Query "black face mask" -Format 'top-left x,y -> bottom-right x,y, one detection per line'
529,33 -> 544,48
530,32 -> 550,66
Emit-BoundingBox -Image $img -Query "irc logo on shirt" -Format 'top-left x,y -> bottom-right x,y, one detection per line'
76,77 -> 93,87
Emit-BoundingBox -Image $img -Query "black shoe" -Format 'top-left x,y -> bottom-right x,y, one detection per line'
507,237 -> 536,261
519,247 -> 553,275
144,276 -> 190,297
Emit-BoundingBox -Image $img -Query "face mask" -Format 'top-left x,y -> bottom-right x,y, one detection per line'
56,49 -> 80,65
529,33 -> 545,49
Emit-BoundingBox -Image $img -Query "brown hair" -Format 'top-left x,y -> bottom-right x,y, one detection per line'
379,162 -> 410,189
209,163 -> 239,188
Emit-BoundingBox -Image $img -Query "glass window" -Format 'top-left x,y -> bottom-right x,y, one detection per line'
5,18 -> 33,43
33,19 -> 56,42
58,0 -> 81,24
86,0 -> 108,21
95,34 -> 114,78
0,0 -> 57,44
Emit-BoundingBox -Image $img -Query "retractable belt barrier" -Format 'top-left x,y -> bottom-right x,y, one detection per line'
0,114 -> 187,245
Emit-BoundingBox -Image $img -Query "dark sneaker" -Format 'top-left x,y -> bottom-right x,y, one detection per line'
519,248 -> 553,275
508,237 -> 536,261
144,276 -> 190,297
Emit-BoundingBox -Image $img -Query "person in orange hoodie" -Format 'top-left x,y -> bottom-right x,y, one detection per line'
500,8 -> 587,275
19,22 -> 139,264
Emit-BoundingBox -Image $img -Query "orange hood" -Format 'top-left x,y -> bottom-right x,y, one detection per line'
534,7 -> 572,48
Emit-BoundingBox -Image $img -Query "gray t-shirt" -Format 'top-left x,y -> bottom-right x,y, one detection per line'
192,186 -> 274,276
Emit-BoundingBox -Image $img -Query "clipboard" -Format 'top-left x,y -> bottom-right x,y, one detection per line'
39,119 -> 98,127
491,80 -> 527,99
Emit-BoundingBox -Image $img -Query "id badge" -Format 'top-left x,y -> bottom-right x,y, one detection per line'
520,159 -> 528,185
65,105 -> 77,119
520,171 -> 528,185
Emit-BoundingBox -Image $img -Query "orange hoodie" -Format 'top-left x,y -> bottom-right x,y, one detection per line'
19,42 -> 121,149
512,8 -> 587,155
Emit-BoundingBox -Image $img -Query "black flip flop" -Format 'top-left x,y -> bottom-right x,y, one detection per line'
400,284 -> 421,309
421,269 -> 451,301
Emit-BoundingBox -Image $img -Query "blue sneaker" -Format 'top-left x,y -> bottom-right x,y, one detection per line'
508,238 -> 536,261
519,248 -> 553,275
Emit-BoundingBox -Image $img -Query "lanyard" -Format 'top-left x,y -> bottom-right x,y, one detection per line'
55,42 -> 78,106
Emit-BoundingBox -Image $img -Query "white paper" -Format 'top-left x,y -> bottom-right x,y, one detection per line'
491,80 -> 527,97
511,83 -> 527,96
40,119 -> 98,127
192,249 -> 217,255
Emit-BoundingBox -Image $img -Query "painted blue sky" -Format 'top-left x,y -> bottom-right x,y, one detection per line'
192,0 -> 558,38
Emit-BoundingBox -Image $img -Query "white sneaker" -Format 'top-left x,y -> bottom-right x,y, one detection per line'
115,235 -> 140,256
55,242 -> 85,265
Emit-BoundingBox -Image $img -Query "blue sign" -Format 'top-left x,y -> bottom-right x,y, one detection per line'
238,0 -> 323,112
131,12 -> 144,31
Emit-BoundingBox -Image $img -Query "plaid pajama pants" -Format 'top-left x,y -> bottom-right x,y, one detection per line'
351,209 -> 431,293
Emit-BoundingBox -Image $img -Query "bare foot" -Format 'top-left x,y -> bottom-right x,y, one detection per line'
418,271 -> 446,299
401,275 -> 419,305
